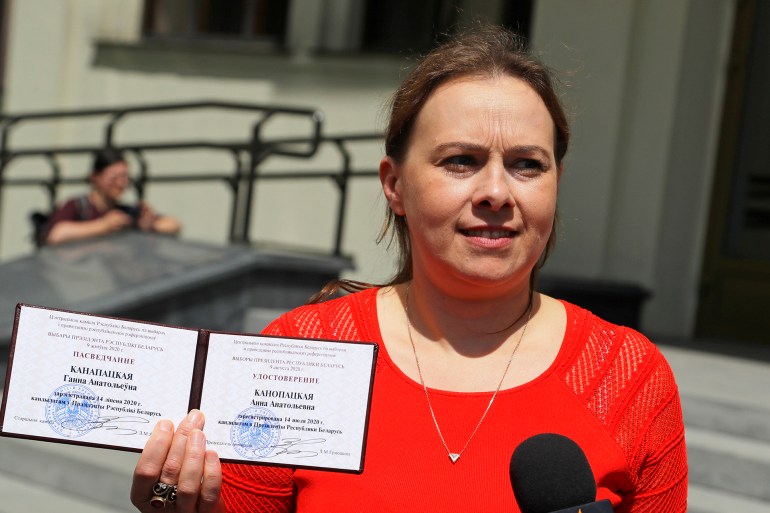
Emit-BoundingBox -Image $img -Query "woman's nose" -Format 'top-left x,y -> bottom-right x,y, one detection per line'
472,163 -> 514,211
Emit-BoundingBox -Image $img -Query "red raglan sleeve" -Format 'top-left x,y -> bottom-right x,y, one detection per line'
618,349 -> 688,513
560,304 -> 688,513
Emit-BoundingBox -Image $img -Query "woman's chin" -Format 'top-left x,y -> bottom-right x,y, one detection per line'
439,268 -> 531,296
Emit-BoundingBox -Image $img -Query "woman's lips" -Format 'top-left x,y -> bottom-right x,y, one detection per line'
460,228 -> 516,239
459,228 -> 517,249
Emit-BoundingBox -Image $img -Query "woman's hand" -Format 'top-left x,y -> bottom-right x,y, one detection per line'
46,211 -> 131,245
131,410 -> 225,512
136,202 -> 159,232
100,209 -> 133,233
136,201 -> 182,235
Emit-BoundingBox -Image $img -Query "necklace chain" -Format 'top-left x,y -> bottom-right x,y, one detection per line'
405,284 -> 532,464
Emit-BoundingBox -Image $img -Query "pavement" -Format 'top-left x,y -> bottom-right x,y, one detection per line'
0,338 -> 769,512
659,339 -> 770,513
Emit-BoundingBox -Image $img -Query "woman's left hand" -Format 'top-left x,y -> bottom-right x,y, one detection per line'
130,410 -> 225,512
136,202 -> 159,232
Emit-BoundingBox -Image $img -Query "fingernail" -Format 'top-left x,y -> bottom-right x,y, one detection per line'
156,420 -> 172,432
205,451 -> 219,467
190,429 -> 205,445
187,409 -> 202,424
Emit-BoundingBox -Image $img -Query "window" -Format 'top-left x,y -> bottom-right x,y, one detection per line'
142,0 -> 290,49
141,0 -> 533,55
361,0 -> 533,54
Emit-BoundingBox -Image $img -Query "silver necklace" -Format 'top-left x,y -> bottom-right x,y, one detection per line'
405,285 -> 532,464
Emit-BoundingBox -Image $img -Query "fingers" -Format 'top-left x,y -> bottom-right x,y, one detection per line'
130,410 -> 222,512
102,210 -> 132,232
158,409 -> 205,486
199,450 -> 223,512
137,214 -> 157,232
176,432 -> 223,512
141,203 -> 156,216
131,419 -> 174,508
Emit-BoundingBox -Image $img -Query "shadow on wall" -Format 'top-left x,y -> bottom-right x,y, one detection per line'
539,275 -> 650,330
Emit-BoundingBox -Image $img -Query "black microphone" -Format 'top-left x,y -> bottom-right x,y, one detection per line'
509,433 -> 614,513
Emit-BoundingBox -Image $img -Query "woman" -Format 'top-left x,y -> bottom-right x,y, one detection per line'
130,25 -> 687,513
44,148 -> 181,245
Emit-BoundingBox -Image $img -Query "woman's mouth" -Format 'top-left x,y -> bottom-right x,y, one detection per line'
460,229 -> 515,239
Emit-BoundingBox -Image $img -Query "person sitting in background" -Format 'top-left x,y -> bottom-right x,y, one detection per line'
44,148 -> 181,245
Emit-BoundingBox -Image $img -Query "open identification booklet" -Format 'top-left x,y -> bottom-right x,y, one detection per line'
0,304 -> 378,473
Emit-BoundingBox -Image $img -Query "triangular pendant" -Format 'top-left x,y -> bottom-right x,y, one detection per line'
449,453 -> 460,463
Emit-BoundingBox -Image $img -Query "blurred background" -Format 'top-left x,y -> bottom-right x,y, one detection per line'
0,0 -> 767,342
0,1 -> 768,512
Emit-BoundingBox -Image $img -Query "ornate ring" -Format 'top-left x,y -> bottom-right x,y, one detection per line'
150,481 -> 178,509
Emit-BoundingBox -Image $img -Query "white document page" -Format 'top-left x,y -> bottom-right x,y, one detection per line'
1,305 -> 197,449
199,332 -> 376,472
1,305 -> 378,473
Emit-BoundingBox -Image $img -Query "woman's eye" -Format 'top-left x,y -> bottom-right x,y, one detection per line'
509,159 -> 550,177
443,155 -> 476,169
512,158 -> 546,170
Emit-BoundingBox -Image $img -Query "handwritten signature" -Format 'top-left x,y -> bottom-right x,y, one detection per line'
84,415 -> 150,435
260,437 -> 326,459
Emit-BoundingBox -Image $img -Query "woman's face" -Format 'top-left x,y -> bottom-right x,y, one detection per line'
91,161 -> 130,203
380,75 -> 561,296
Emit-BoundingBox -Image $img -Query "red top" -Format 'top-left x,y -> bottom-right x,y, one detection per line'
220,288 -> 687,513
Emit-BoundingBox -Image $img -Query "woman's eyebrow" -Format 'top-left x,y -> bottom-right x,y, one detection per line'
433,142 -> 551,157
506,145 -> 551,157
433,141 -> 487,153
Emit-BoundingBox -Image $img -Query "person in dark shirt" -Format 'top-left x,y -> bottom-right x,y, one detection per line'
44,148 -> 181,245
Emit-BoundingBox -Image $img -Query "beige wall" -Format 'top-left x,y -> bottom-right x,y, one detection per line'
530,0 -> 733,337
1,0 -> 735,338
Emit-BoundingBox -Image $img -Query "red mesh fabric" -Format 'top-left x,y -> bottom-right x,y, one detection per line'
564,317 -> 616,398
264,290 -> 375,343
562,309 -> 687,513
217,292 -> 687,512
221,463 -> 295,513
618,389 -> 688,513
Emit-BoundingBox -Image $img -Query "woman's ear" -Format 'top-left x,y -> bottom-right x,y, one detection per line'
380,156 -> 406,216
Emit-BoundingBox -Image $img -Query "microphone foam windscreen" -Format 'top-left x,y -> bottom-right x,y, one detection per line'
509,433 -> 597,513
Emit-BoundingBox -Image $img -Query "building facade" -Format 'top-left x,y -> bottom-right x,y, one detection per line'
2,0 -> 765,343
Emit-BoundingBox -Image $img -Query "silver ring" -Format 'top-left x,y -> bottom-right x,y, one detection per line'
150,481 -> 177,509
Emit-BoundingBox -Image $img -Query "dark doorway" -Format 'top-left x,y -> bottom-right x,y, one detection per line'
697,0 -> 770,343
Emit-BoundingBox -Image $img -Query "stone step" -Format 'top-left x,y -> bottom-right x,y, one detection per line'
686,426 -> 770,503
0,471 -> 132,513
0,435 -> 137,512
660,345 -> 770,416
682,394 -> 770,444
688,484 -> 770,513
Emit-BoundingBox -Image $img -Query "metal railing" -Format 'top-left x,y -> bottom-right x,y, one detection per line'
0,101 -> 382,256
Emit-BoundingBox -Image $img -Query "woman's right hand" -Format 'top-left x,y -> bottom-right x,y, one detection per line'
101,209 -> 133,233
130,410 -> 225,512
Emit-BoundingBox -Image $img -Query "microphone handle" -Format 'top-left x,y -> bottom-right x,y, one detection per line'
551,499 -> 615,513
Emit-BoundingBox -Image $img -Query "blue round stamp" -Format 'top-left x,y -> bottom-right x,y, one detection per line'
45,384 -> 100,438
230,407 -> 281,460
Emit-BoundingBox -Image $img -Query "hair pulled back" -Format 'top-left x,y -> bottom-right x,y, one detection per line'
381,23 -> 570,287
311,24 -> 570,302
